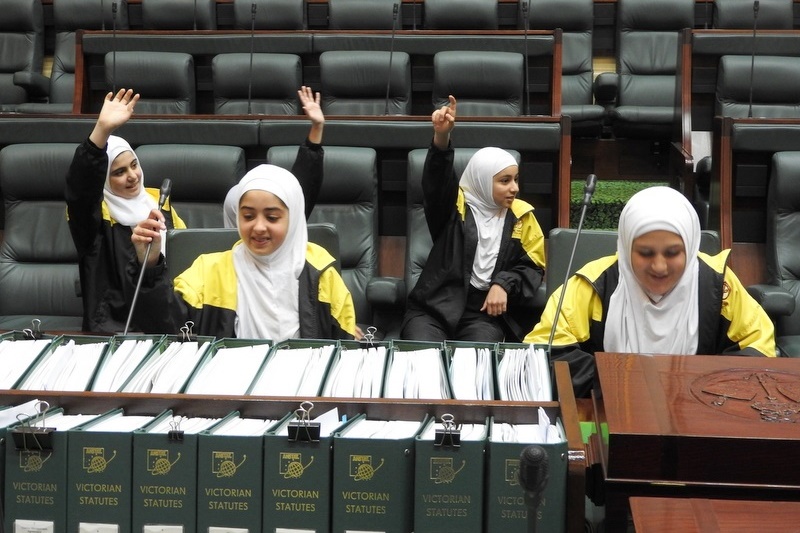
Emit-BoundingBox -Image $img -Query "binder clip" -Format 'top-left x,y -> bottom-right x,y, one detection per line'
168,416 -> 184,442
287,401 -> 321,443
360,326 -> 378,347
12,401 -> 55,451
434,413 -> 461,448
177,321 -> 197,343
22,318 -> 44,340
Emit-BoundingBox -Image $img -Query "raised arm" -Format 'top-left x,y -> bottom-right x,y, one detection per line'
88,88 -> 140,149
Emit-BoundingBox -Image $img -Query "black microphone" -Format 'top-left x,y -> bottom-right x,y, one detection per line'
124,178 -> 172,336
247,2 -> 257,115
546,174 -> 597,352
111,2 -> 117,94
747,0 -> 759,119
383,3 -> 399,116
522,1 -> 530,115
518,444 -> 549,533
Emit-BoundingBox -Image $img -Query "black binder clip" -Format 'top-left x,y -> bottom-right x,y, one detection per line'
287,401 -> 321,443
22,319 -> 44,340
434,413 -> 461,448
360,326 -> 378,347
168,416 -> 185,442
12,400 -> 55,451
177,321 -> 197,343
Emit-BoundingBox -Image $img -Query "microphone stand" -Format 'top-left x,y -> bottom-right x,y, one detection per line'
123,179 -> 172,336
384,3 -> 399,116
522,1 -> 530,115
747,0 -> 760,119
546,174 -> 597,352
247,2 -> 257,115
100,0 -> 105,31
111,2 -> 117,94
193,0 -> 198,31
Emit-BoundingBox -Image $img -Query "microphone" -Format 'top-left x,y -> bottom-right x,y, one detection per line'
383,3 -> 399,116
546,174 -> 597,352
522,1 -> 530,115
123,178 -> 172,336
411,0 -> 417,30
518,444 -> 549,533
747,0 -> 760,119
100,0 -> 105,31
247,2 -> 257,115
111,2 -> 117,94
193,0 -> 198,31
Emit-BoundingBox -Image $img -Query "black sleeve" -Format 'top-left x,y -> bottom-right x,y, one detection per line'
65,138 -> 108,257
421,141 -> 459,240
548,345 -> 598,399
291,138 -> 324,220
126,255 -> 194,334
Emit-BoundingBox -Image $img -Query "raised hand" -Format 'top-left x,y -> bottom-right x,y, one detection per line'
298,85 -> 325,144
90,88 -> 141,148
432,95 -> 457,149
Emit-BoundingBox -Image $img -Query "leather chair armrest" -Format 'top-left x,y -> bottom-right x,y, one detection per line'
747,284 -> 797,317
366,276 -> 406,309
13,71 -> 50,99
593,72 -> 619,107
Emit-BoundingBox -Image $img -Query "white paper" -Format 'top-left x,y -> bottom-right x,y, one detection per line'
142,527 -> 183,533
185,344 -> 269,395
0,339 -> 51,389
208,528 -> 249,533
14,520 -> 54,533
78,523 -> 119,533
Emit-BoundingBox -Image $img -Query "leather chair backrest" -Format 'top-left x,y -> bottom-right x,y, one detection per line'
233,0 -> 306,30
432,51 -> 524,117
616,0 -> 694,108
328,0 -> 398,29
546,227 -> 722,299
714,0 -> 793,29
767,152 -> 800,336
166,224 -> 340,280
405,147 -> 521,294
268,146 -> 378,325
136,144 -> 245,228
424,0 -> 498,29
105,52 -> 196,115
0,143 -> 83,331
0,0 -> 44,106
319,50 -> 411,116
716,55 -> 800,119
212,53 -> 302,115
142,0 -> 217,29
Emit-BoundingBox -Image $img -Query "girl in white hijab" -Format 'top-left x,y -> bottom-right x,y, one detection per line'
604,186 -> 701,354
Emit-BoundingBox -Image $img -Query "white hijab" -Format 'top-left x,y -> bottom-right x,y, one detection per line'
222,182 -> 240,229
604,186 -> 701,355
459,147 -> 518,290
103,136 -> 164,254
232,165 -> 308,341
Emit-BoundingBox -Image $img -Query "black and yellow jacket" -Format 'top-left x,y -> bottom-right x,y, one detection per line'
127,242 -> 356,340
404,143 -> 546,341
65,138 -> 186,334
525,250 -> 776,397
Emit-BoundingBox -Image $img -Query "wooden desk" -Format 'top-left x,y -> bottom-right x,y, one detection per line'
589,353 -> 800,531
630,497 -> 800,533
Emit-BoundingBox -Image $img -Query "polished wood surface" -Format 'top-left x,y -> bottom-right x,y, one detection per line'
631,497 -> 800,533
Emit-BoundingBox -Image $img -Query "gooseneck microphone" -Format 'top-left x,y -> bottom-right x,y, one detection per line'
383,3 -> 400,116
519,444 -> 549,533
124,179 -> 172,336
100,0 -> 106,30
747,0 -> 760,119
522,1 -> 530,115
193,0 -> 198,31
111,2 -> 118,94
247,2 -> 257,115
546,174 -> 597,353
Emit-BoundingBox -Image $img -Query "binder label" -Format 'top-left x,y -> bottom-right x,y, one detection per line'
212,451 -> 247,478
279,451 -> 313,479
82,447 -> 117,474
146,449 -> 181,475
428,457 -> 465,484
19,450 -> 52,473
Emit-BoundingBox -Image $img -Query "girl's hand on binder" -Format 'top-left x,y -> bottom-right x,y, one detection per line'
131,209 -> 165,267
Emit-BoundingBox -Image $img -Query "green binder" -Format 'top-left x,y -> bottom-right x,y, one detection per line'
413,416 -> 489,533
66,409 -> 156,533
197,411 -> 278,533
184,337 -> 272,396
132,411 -> 218,532
332,414 -> 428,533
385,340 -> 454,399
485,416 -> 568,533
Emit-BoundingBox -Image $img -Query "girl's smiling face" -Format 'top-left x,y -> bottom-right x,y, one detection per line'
238,190 -> 289,256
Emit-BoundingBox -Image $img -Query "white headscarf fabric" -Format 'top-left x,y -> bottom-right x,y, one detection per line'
604,186 -> 701,355
232,165 -> 308,341
103,136 -> 164,254
222,182 -> 240,229
459,147 -> 518,290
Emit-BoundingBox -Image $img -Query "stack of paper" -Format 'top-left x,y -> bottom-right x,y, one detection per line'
211,416 -> 277,436
450,346 -> 494,400
275,407 -> 342,437
0,399 -> 45,428
148,415 -> 220,435
0,338 -> 51,389
322,345 -> 387,398
19,340 -> 106,391
496,345 -> 551,401
83,412 -> 156,432
419,421 -> 486,442
185,344 -> 271,395
91,339 -> 155,392
384,348 -> 449,399
340,418 -> 422,440
492,407 -> 563,444
249,344 -> 335,396
121,340 -> 211,394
